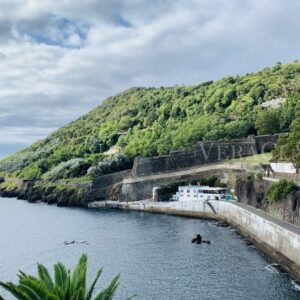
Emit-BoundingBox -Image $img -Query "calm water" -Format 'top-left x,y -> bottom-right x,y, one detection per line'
0,197 -> 299,300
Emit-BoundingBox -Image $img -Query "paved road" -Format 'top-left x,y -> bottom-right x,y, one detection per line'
263,176 -> 300,187
234,202 -> 300,236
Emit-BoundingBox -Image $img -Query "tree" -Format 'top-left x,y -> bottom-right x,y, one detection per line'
279,95 -> 300,131
273,114 -> 300,172
255,108 -> 280,135
0,254 -> 133,300
87,154 -> 131,177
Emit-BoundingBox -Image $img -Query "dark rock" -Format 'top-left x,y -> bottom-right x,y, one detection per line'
246,240 -> 253,246
215,221 -> 229,228
235,176 -> 300,226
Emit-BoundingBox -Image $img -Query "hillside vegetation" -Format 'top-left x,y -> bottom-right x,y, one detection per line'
1,61 -> 300,181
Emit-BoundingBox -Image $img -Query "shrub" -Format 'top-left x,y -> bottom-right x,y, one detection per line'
266,179 -> 296,201
256,172 -> 263,180
43,158 -> 90,181
87,154 -> 131,178
255,108 -> 280,135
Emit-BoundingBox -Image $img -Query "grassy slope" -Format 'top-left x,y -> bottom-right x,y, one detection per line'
1,61 -> 300,180
227,153 -> 272,165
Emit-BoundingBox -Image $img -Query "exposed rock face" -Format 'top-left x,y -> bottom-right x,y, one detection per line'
235,178 -> 270,207
0,169 -> 131,206
0,187 -> 20,198
0,181 -> 91,207
264,191 -> 300,227
235,177 -> 300,226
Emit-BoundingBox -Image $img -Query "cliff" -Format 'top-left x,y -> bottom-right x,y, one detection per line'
236,176 -> 300,226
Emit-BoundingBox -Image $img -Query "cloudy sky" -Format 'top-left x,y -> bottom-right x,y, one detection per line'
0,0 -> 300,159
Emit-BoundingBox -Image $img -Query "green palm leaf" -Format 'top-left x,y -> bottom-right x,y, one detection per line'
93,275 -> 120,300
0,254 -> 131,300
54,262 -> 68,290
86,268 -> 103,300
71,254 -> 87,297
18,276 -> 51,299
0,282 -> 28,300
18,283 -> 44,300
37,264 -> 54,290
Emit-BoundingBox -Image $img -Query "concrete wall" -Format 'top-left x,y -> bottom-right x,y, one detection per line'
218,202 -> 300,273
91,169 -> 132,189
270,162 -> 296,174
88,169 -> 132,201
120,200 -> 300,279
132,134 -> 280,177
254,133 -> 283,153
122,168 -> 228,201
122,164 -> 259,201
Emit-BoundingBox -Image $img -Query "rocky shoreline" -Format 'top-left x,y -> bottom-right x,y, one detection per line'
2,172 -> 300,227
0,180 -> 91,207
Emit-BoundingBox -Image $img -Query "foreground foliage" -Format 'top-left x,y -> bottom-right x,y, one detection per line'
1,61 -> 300,180
0,254 -> 130,300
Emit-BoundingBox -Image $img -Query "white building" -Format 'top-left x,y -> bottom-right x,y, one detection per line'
270,162 -> 297,174
172,185 -> 230,201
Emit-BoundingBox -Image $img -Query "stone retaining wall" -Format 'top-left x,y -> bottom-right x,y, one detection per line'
88,169 -> 132,201
91,169 -> 132,189
132,134 -> 280,177
122,164 -> 256,201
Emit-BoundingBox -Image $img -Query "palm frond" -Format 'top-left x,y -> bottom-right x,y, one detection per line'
86,268 -> 103,300
93,275 -> 120,300
54,262 -> 68,290
37,264 -> 53,290
71,254 -> 87,296
18,276 -> 50,299
18,283 -> 44,300
0,254 -> 124,300
0,282 -> 28,300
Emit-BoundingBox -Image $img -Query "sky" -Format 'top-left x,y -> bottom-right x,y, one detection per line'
1,0 -> 300,159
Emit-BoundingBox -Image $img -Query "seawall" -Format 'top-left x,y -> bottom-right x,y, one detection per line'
100,199 -> 300,280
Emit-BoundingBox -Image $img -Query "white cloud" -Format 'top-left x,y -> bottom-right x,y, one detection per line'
0,126 -> 56,144
0,0 -> 300,155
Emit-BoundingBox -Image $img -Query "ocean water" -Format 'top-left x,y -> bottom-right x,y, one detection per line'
0,197 -> 299,300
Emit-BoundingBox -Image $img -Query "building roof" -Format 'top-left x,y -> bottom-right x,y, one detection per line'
179,185 -> 227,191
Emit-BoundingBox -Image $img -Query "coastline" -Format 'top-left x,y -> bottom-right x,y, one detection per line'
0,179 -> 91,207
2,175 -> 300,282
89,199 -> 300,281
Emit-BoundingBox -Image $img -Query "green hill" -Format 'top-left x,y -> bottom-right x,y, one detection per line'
1,61 -> 300,181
